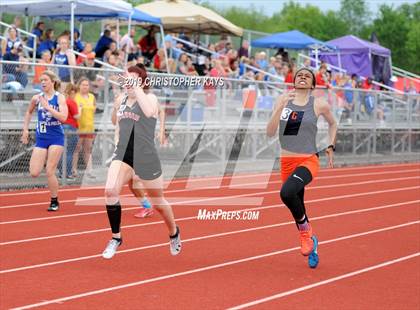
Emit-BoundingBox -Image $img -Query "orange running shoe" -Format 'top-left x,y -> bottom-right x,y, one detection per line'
299,224 -> 314,256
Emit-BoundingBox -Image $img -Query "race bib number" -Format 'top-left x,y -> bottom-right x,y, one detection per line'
39,122 -> 47,133
283,110 -> 305,136
281,108 -> 293,121
117,104 -> 126,117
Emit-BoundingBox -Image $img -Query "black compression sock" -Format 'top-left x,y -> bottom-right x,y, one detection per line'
51,197 -> 58,203
112,237 -> 122,244
170,226 -> 179,238
106,202 -> 122,234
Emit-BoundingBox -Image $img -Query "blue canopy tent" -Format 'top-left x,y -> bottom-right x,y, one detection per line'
46,9 -> 161,24
251,30 -> 333,49
251,30 -> 335,67
0,0 -> 133,49
42,8 -> 165,69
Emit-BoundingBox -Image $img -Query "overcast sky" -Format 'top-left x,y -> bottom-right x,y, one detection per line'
206,0 -> 418,16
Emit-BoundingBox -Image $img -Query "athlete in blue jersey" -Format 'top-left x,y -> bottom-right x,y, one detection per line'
21,71 -> 68,211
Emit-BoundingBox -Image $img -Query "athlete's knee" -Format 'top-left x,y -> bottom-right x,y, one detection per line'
280,180 -> 299,203
30,169 -> 41,178
104,187 -> 119,201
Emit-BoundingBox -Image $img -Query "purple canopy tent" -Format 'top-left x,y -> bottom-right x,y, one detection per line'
317,35 -> 392,84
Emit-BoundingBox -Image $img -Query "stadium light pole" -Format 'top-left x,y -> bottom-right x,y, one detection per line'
124,11 -> 133,65
70,0 -> 76,50
160,24 -> 170,73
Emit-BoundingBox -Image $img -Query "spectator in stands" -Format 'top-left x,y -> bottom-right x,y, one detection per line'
162,34 -> 175,59
153,48 -> 166,72
95,29 -> 113,59
186,57 -> 198,76
172,40 -> 183,62
204,43 -> 217,60
120,27 -> 136,60
238,40 -> 249,58
57,30 -> 71,41
75,53 -> 96,82
238,56 -> 248,77
76,42 -> 95,65
351,74 -> 359,88
33,50 -> 52,91
216,34 -> 229,53
226,49 -> 238,65
405,80 -> 418,94
138,29 -> 157,66
27,21 -> 45,56
362,77 -> 384,122
53,36 -> 76,84
103,41 -> 118,63
1,74 -> 23,94
256,52 -> 268,71
3,42 -> 28,88
3,17 -> 22,39
275,48 -> 289,64
268,58 -> 284,82
283,63 -> 294,88
176,53 -> 188,75
108,52 -> 123,69
303,58 -> 311,68
315,64 -> 329,88
72,77 -> 96,179
342,74 -> 355,121
1,27 -> 21,56
73,28 -> 84,53
222,57 -> 233,77
37,29 -> 55,57
59,83 -> 80,179
210,59 -> 227,78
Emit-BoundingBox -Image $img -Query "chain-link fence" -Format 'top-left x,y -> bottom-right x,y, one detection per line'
1,61 -> 419,190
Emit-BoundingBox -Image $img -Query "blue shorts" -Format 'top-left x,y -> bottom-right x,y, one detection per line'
35,135 -> 65,149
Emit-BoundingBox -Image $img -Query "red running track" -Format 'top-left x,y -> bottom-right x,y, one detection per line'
0,162 -> 419,309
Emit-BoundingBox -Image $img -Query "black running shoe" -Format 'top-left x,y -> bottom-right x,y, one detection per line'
47,201 -> 59,212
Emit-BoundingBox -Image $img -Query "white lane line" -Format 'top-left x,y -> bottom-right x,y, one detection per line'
2,167 -> 419,209
1,162 -> 418,197
1,200 -> 419,273
1,176 -> 419,225
0,170 -> 280,197
1,178 -> 419,245
9,221 -> 420,310
227,252 -> 420,310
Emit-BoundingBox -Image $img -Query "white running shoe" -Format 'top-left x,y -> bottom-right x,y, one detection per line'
169,227 -> 181,256
102,238 -> 122,259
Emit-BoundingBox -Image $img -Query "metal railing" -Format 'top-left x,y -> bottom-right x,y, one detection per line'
1,61 -> 419,190
1,20 -> 37,64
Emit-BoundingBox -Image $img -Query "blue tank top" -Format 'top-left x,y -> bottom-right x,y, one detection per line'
36,92 -> 64,137
54,53 -> 70,79
6,38 -> 20,53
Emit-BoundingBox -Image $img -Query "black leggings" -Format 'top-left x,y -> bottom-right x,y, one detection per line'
280,166 -> 313,221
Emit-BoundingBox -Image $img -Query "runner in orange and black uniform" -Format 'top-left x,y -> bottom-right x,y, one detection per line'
267,67 -> 337,268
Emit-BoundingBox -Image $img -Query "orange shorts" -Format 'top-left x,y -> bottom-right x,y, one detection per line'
280,154 -> 319,183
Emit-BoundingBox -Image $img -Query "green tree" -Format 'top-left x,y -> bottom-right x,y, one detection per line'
339,0 -> 370,35
372,5 -> 410,69
405,22 -> 420,74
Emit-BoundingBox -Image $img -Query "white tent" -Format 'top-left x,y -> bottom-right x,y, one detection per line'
0,0 -> 132,16
0,0 -> 132,48
136,0 -> 243,36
